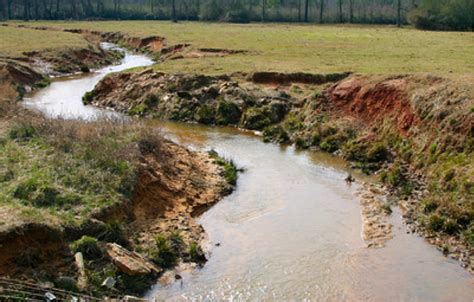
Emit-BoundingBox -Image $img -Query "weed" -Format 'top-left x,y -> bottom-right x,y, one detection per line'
82,91 -> 95,104
209,151 -> 239,186
427,214 -> 445,232
189,242 -> 206,264
34,77 -> 51,89
152,235 -> 177,268
9,123 -> 37,141
443,219 -> 459,235
284,113 -> 304,132
128,103 -> 148,116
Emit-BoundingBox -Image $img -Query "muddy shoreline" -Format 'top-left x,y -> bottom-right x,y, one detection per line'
85,68 -> 473,273
0,38 -> 238,298
0,24 -> 472,300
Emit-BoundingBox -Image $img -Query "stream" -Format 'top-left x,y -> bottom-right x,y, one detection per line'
24,45 -> 474,302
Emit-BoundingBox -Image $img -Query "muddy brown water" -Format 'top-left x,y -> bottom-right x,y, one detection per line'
24,47 -> 474,301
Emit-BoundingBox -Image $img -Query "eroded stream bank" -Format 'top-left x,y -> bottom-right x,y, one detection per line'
5,36 -> 473,300
143,121 -> 474,301
1,45 -> 238,298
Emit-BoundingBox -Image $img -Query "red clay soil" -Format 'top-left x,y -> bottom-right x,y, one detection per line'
327,76 -> 420,136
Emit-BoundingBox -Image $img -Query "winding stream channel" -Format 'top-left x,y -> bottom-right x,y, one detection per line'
24,46 -> 473,301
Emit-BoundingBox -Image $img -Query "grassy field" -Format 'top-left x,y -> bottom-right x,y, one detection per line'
0,26 -> 88,57
6,21 -> 474,75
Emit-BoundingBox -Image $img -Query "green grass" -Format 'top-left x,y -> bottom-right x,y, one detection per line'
0,26 -> 88,57
0,117 -> 153,227
208,150 -> 239,186
6,21 -> 474,75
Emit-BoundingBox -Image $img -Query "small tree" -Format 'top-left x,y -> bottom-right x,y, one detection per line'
397,0 -> 402,27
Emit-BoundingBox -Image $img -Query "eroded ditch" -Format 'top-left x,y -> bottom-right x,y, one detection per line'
2,25 -> 473,300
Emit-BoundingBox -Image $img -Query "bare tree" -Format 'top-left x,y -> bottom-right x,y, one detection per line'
7,0 -> 13,19
349,0 -> 354,23
172,0 -> 177,21
23,0 -> 29,20
304,0 -> 309,22
297,0 -> 302,21
338,0 -> 343,22
397,0 -> 401,27
319,0 -> 324,23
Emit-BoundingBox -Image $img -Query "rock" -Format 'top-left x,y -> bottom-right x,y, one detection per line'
123,296 -> 149,302
74,252 -> 87,290
101,276 -> 116,289
44,292 -> 57,301
106,243 -> 161,276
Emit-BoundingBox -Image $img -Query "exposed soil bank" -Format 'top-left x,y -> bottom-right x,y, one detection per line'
86,71 -> 473,271
0,127 -> 234,295
0,43 -> 122,106
0,42 -> 235,298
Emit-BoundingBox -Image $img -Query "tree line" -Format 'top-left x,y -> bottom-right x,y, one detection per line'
0,0 -> 472,31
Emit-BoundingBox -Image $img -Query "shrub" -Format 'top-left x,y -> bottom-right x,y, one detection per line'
117,274 -> 154,295
128,103 -> 148,116
98,221 -> 128,246
241,107 -> 271,130
284,113 -> 304,132
199,0 -> 223,20
320,131 -> 348,153
443,219 -> 459,235
262,125 -> 290,144
71,236 -> 102,260
13,180 -> 38,200
223,4 -> 250,23
421,198 -> 439,213
216,101 -> 242,125
79,64 -> 90,73
345,141 -> 388,163
367,143 -> 389,163
82,91 -> 95,104
189,242 -> 206,263
144,93 -> 160,107
34,77 -> 51,89
152,235 -> 177,268
463,228 -> 474,247
427,214 -> 445,232
408,0 -> 474,31
33,186 -> 60,207
169,231 -> 184,253
295,137 -> 310,149
196,104 -> 215,124
9,123 -> 37,141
